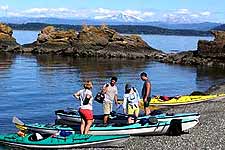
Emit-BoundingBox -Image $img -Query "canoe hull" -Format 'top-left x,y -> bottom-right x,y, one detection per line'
148,94 -> 225,106
89,119 -> 199,135
18,119 -> 199,136
0,134 -> 129,149
56,111 -> 200,125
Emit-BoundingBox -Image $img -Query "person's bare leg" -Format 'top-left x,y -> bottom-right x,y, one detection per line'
145,107 -> 151,116
80,119 -> 86,134
103,115 -> 109,124
84,120 -> 93,134
134,111 -> 139,123
128,117 -> 134,124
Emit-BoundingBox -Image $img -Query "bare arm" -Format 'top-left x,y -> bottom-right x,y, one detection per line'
73,91 -> 80,99
143,82 -> 151,101
102,84 -> 109,94
123,95 -> 127,114
114,94 -> 118,105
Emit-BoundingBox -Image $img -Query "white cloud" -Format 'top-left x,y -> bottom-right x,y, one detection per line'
161,9 -> 214,23
190,14 -> 199,18
94,8 -> 112,14
13,7 -> 79,18
24,8 -> 49,13
0,5 -> 8,11
175,9 -> 190,14
94,14 -> 113,20
200,11 -> 211,16
124,10 -> 141,16
0,7 -> 218,23
143,12 -> 154,17
7,12 -> 23,17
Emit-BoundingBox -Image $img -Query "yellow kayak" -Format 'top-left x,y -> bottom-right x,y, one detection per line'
119,94 -> 225,106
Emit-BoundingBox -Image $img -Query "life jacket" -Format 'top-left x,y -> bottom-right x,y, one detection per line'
126,88 -> 139,105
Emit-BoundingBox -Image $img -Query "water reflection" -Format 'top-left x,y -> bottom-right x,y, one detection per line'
0,52 -> 15,70
35,54 -> 149,81
1,53 -> 225,135
196,66 -> 225,90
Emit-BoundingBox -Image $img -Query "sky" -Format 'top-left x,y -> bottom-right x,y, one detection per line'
0,0 -> 224,23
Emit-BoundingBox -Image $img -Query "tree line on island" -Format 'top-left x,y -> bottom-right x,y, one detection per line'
8,23 -> 212,36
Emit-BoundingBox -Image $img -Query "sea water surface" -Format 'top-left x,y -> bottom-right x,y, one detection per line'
0,31 -> 224,147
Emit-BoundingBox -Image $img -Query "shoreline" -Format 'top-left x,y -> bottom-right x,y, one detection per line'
8,23 -> 212,37
94,83 -> 225,150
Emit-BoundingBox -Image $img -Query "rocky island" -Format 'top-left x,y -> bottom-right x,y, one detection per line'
160,30 -> 225,66
21,24 -> 162,59
0,23 -> 20,52
1,23 -> 225,66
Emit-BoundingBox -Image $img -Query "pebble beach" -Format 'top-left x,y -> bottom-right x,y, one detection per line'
87,83 -> 225,150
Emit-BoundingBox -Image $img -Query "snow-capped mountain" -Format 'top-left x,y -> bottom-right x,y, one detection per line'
95,12 -> 144,23
0,16 -> 221,31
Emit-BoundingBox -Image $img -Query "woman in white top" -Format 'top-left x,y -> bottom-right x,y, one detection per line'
73,81 -> 93,134
123,83 -> 140,124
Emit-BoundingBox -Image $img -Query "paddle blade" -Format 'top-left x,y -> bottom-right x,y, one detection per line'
15,124 -> 27,131
12,116 -> 24,126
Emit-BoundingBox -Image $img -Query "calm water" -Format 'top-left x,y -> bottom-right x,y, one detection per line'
0,31 -> 224,149
140,34 -> 213,52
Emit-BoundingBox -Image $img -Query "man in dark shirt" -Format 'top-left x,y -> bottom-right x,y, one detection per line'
140,72 -> 151,115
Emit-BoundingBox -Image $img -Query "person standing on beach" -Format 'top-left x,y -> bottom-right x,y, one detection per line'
123,83 -> 140,124
73,81 -> 94,134
102,77 -> 118,124
140,72 -> 151,115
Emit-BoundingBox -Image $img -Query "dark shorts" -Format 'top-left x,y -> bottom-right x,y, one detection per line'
79,109 -> 93,121
144,97 -> 151,107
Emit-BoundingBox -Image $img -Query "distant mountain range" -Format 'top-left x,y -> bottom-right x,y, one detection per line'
212,24 -> 225,31
8,23 -> 212,36
0,17 -> 222,31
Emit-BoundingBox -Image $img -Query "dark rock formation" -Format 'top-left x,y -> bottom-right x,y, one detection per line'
198,30 -> 225,58
159,50 -> 225,67
21,25 -> 162,58
205,81 -> 225,94
160,51 -> 211,66
158,30 -> 225,67
0,23 -> 20,52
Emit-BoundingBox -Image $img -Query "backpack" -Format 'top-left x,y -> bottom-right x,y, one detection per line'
167,119 -> 182,136
94,91 -> 105,104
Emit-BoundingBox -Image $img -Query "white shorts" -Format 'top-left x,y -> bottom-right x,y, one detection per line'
103,101 -> 113,115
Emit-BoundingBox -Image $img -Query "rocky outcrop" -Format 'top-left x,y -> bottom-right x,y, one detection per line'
0,23 -> 20,52
21,25 -> 161,58
158,50 -> 225,67
198,30 -> 225,58
205,82 -> 225,94
157,30 -> 225,67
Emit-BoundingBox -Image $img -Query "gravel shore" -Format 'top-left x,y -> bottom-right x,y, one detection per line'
85,83 -> 225,150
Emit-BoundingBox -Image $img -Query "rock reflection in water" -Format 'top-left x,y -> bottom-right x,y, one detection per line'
0,52 -> 15,70
35,54 -> 149,87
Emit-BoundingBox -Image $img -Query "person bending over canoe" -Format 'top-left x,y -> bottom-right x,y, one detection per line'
73,81 -> 93,134
102,77 -> 118,124
123,83 -> 140,124
140,72 -> 151,115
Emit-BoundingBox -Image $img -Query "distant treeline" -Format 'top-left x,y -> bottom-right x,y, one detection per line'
213,24 -> 225,31
8,23 -> 212,36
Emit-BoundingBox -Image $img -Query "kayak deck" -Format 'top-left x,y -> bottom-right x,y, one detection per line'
0,133 -> 129,149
